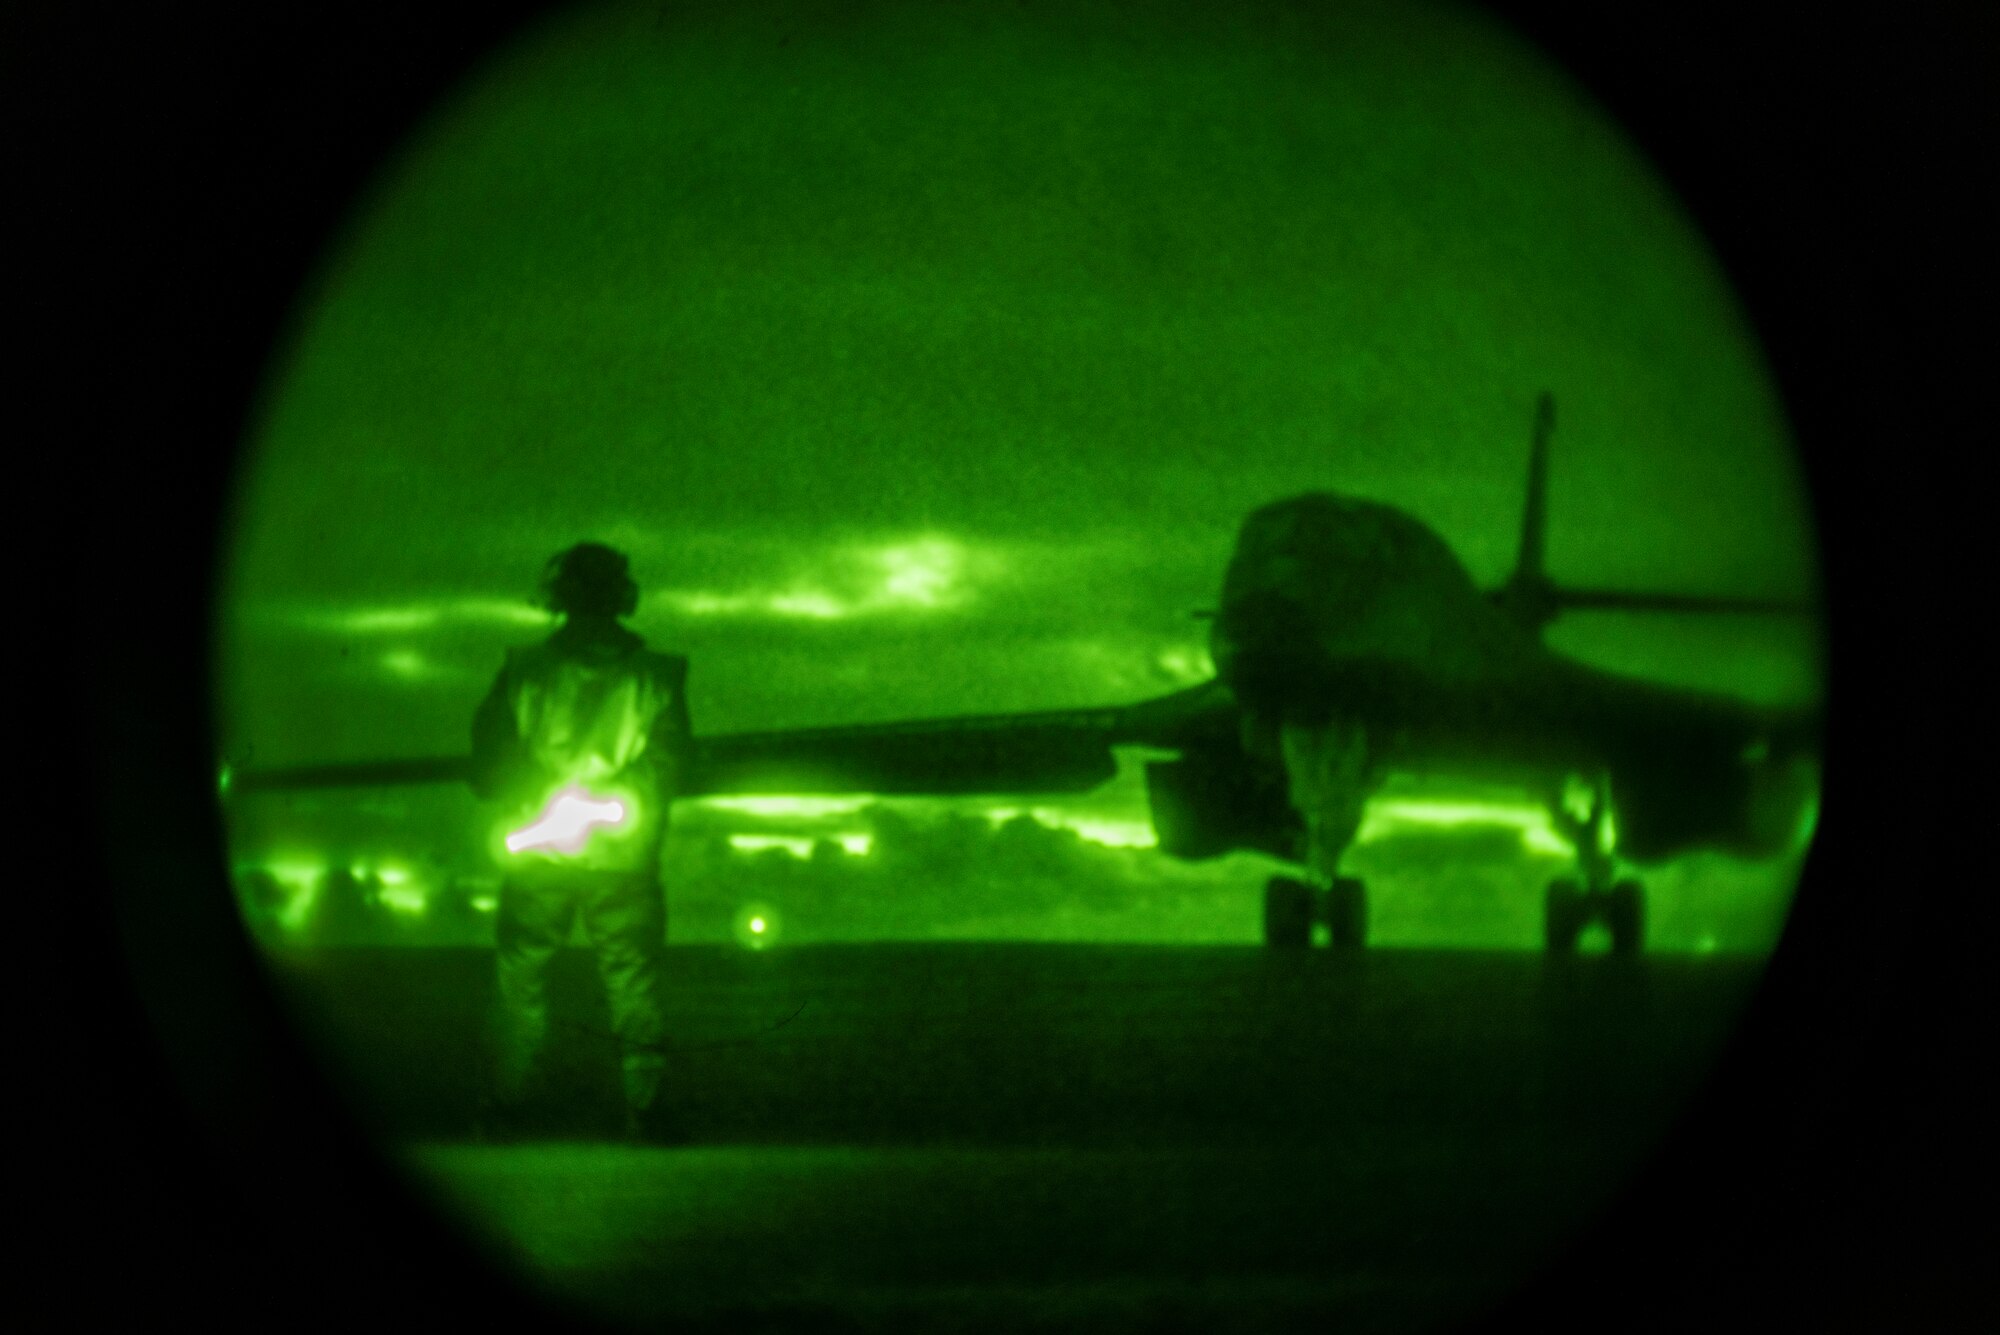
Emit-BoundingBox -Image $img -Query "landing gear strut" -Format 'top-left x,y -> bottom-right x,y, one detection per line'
1264,875 -> 1368,949
1544,776 -> 1645,955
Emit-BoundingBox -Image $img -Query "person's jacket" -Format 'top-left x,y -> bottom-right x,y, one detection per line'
471,620 -> 691,871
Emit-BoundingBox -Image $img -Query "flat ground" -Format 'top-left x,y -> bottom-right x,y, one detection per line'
269,945 -> 1762,1331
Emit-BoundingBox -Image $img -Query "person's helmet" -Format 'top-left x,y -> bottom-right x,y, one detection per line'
540,542 -> 639,618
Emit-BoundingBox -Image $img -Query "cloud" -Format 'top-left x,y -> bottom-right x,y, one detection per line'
648,534 -> 987,623
241,597 -> 552,637
376,648 -> 483,686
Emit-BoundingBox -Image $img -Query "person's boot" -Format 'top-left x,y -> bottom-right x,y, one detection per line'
473,1095 -> 539,1144
623,1098 -> 691,1146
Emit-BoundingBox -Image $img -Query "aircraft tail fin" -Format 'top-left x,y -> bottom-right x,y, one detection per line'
1492,392 -> 1560,635
1515,390 -> 1555,591
1488,392 -> 1814,636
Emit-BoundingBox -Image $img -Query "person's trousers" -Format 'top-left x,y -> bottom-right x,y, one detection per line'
491,866 -> 668,1114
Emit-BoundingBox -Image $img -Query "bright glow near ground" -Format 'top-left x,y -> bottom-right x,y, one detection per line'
226,751 -> 1807,954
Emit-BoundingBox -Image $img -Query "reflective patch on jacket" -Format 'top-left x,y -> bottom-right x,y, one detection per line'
488,635 -> 689,872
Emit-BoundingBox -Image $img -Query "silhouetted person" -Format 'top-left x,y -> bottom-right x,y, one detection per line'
469,543 -> 692,1142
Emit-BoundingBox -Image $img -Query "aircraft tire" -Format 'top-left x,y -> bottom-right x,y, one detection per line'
1264,877 -> 1313,949
1607,880 -> 1645,955
1327,876 -> 1367,950
1544,879 -> 1585,953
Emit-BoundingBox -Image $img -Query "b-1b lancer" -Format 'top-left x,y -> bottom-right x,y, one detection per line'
229,393 -> 1821,952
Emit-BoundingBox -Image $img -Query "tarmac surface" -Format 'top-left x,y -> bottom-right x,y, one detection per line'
267,944 -> 1763,1331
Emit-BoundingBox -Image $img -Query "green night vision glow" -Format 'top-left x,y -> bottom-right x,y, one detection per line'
506,785 -> 631,856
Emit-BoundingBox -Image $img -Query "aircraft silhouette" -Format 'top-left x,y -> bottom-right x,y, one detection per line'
228,393 -> 1821,952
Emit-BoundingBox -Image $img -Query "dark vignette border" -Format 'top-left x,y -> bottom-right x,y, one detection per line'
31,0 -> 1985,1328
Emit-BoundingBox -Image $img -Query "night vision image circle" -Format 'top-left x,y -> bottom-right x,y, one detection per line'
215,1 -> 1823,1330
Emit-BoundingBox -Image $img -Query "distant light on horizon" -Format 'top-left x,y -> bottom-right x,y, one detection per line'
734,902 -> 780,949
1359,797 -> 1577,858
377,883 -> 428,915
701,796 -> 876,818
986,807 -> 1158,850
729,834 -> 817,859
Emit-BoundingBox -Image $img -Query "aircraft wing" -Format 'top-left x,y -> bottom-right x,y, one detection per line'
690,708 -> 1125,796
225,755 -> 474,792
224,684 -> 1237,800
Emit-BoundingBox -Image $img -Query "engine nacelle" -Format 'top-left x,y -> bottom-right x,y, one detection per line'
1145,750 -> 1298,862
1609,715 -> 1820,864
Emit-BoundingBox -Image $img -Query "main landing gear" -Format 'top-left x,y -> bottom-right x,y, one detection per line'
1264,875 -> 1367,949
1544,775 -> 1645,955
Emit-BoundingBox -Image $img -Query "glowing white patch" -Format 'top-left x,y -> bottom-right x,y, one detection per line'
506,786 -> 628,855
838,833 -> 875,856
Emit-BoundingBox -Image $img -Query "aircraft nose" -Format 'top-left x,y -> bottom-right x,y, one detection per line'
1210,590 -> 1296,663
1210,590 -> 1319,708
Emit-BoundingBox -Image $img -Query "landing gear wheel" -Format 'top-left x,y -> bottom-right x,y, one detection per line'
1327,877 -> 1368,950
1544,878 -> 1585,954
1264,876 -> 1313,948
1606,879 -> 1645,956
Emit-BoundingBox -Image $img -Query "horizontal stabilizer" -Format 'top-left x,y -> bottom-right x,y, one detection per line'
1551,587 -> 1816,616
695,727 -> 1116,796
229,755 -> 470,792
226,708 -> 1133,800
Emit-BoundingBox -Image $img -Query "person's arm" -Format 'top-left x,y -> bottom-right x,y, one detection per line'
651,655 -> 694,800
469,655 -> 523,801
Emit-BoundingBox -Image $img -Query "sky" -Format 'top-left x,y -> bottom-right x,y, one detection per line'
215,0 -> 1821,947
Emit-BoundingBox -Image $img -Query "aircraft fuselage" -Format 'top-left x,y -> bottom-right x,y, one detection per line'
1204,492 -> 1817,865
